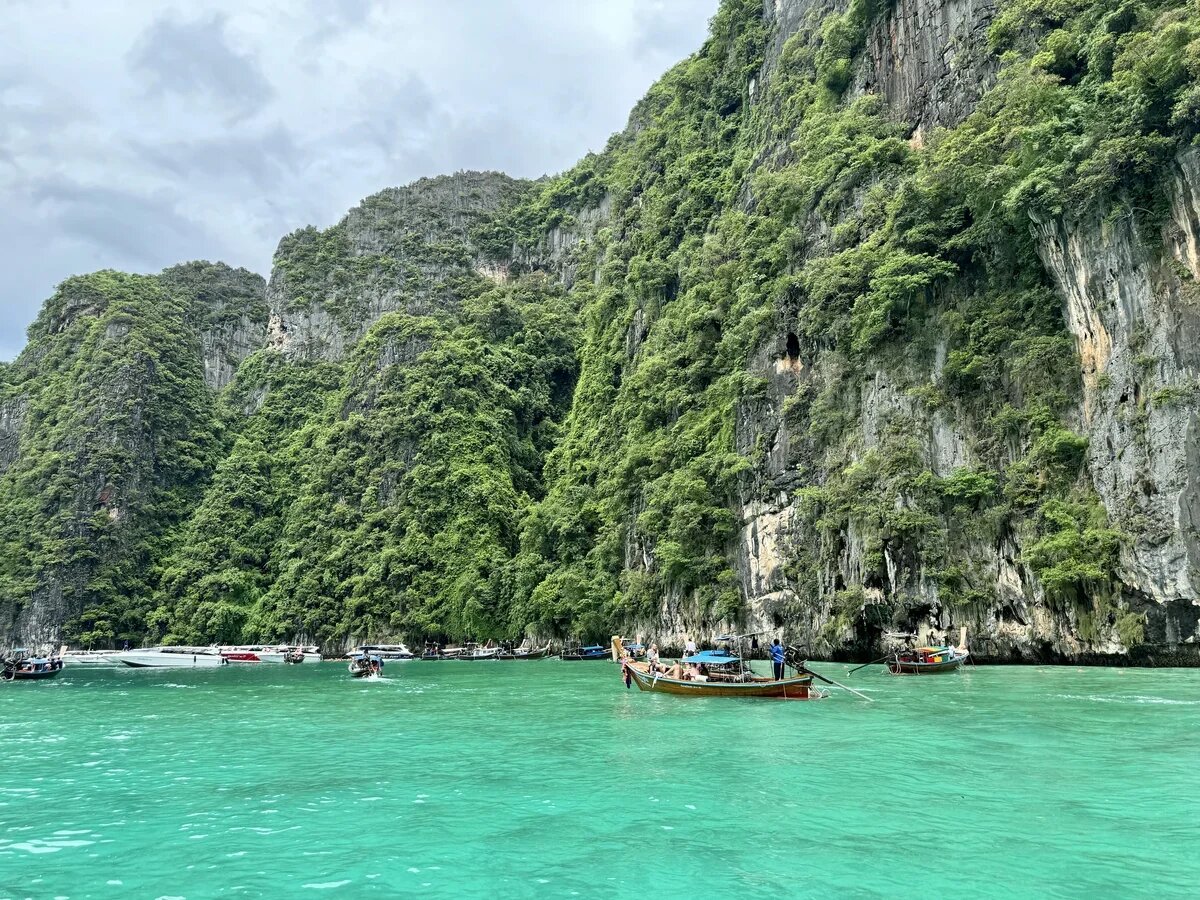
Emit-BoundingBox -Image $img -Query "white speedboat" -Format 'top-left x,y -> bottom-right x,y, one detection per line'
355,643 -> 414,660
112,647 -> 227,668
218,645 -> 323,664
59,648 -> 120,666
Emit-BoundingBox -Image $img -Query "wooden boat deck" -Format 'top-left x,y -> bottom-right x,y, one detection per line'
624,661 -> 818,699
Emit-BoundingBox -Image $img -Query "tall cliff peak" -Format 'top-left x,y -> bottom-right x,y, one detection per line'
264,171 -> 534,361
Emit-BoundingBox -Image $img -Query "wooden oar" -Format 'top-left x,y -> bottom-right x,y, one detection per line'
802,665 -> 874,702
848,655 -> 891,675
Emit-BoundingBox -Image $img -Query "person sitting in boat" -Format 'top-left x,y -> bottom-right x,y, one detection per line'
665,660 -> 685,680
687,663 -> 707,682
647,644 -> 660,670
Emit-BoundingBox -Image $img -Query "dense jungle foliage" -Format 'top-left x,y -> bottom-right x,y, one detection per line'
4,0 -> 1200,648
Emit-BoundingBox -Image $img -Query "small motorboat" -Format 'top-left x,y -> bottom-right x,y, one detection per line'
59,648 -> 120,666
219,645 -> 323,664
560,643 -> 610,661
348,654 -> 384,678
221,651 -> 263,664
355,643 -> 414,660
2,651 -> 64,682
887,645 -> 969,675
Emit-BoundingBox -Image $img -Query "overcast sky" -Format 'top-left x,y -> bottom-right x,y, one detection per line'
0,0 -> 719,360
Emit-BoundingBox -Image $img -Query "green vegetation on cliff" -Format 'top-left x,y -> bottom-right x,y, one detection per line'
0,272 -> 221,644
5,0 -> 1200,651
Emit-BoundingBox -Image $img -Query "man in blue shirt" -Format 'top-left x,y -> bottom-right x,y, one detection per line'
770,639 -> 785,680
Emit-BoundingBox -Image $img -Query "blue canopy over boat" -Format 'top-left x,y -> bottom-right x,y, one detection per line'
682,650 -> 740,665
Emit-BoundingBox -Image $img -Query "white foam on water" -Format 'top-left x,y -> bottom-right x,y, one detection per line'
1055,693 -> 1200,706
302,881 -> 352,890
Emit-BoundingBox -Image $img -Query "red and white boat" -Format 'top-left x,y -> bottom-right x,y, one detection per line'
219,645 -> 323,664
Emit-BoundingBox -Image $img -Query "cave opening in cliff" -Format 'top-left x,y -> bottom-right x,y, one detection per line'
785,332 -> 800,361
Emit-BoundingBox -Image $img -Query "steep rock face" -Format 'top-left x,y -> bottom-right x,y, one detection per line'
0,272 -> 220,647
859,0 -> 997,132
1033,150 -> 1200,640
160,262 -> 268,390
711,0 -> 1200,662
7,0 -> 1200,663
0,394 -> 26,474
266,172 -> 531,361
765,0 -> 998,131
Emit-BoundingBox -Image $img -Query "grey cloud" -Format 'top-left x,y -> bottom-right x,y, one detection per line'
634,1 -> 719,56
128,125 -> 302,192
128,14 -> 273,118
30,180 -> 224,268
341,74 -> 440,156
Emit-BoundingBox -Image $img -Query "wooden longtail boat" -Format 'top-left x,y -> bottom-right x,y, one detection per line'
560,643 -> 609,661
497,644 -> 552,660
887,646 -> 969,675
2,652 -> 64,681
612,638 -> 822,700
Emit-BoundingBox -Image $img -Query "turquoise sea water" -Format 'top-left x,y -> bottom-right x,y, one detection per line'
1,661 -> 1198,898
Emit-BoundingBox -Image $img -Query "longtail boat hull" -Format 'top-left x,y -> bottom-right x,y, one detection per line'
625,663 -> 819,699
887,648 -> 969,675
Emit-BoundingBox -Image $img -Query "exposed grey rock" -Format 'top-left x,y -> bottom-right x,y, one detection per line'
860,0 -> 998,132
266,171 -> 531,361
1035,150 -> 1200,611
764,0 -> 998,131
0,395 -> 25,476
633,0 -> 1200,662
160,261 -> 268,391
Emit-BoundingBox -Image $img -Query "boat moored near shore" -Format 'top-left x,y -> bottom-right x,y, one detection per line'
560,643 -> 609,661
112,647 -> 227,668
218,645 -> 323,664
59,648 -> 120,666
354,644 -> 414,660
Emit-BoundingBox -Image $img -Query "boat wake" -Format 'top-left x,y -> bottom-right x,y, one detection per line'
1054,693 -> 1200,705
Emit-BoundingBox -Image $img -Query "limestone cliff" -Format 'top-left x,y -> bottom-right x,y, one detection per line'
704,0 -> 1200,662
265,172 -> 531,361
4,0 -> 1200,663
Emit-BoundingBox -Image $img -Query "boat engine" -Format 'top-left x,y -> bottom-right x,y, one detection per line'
783,646 -> 808,671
